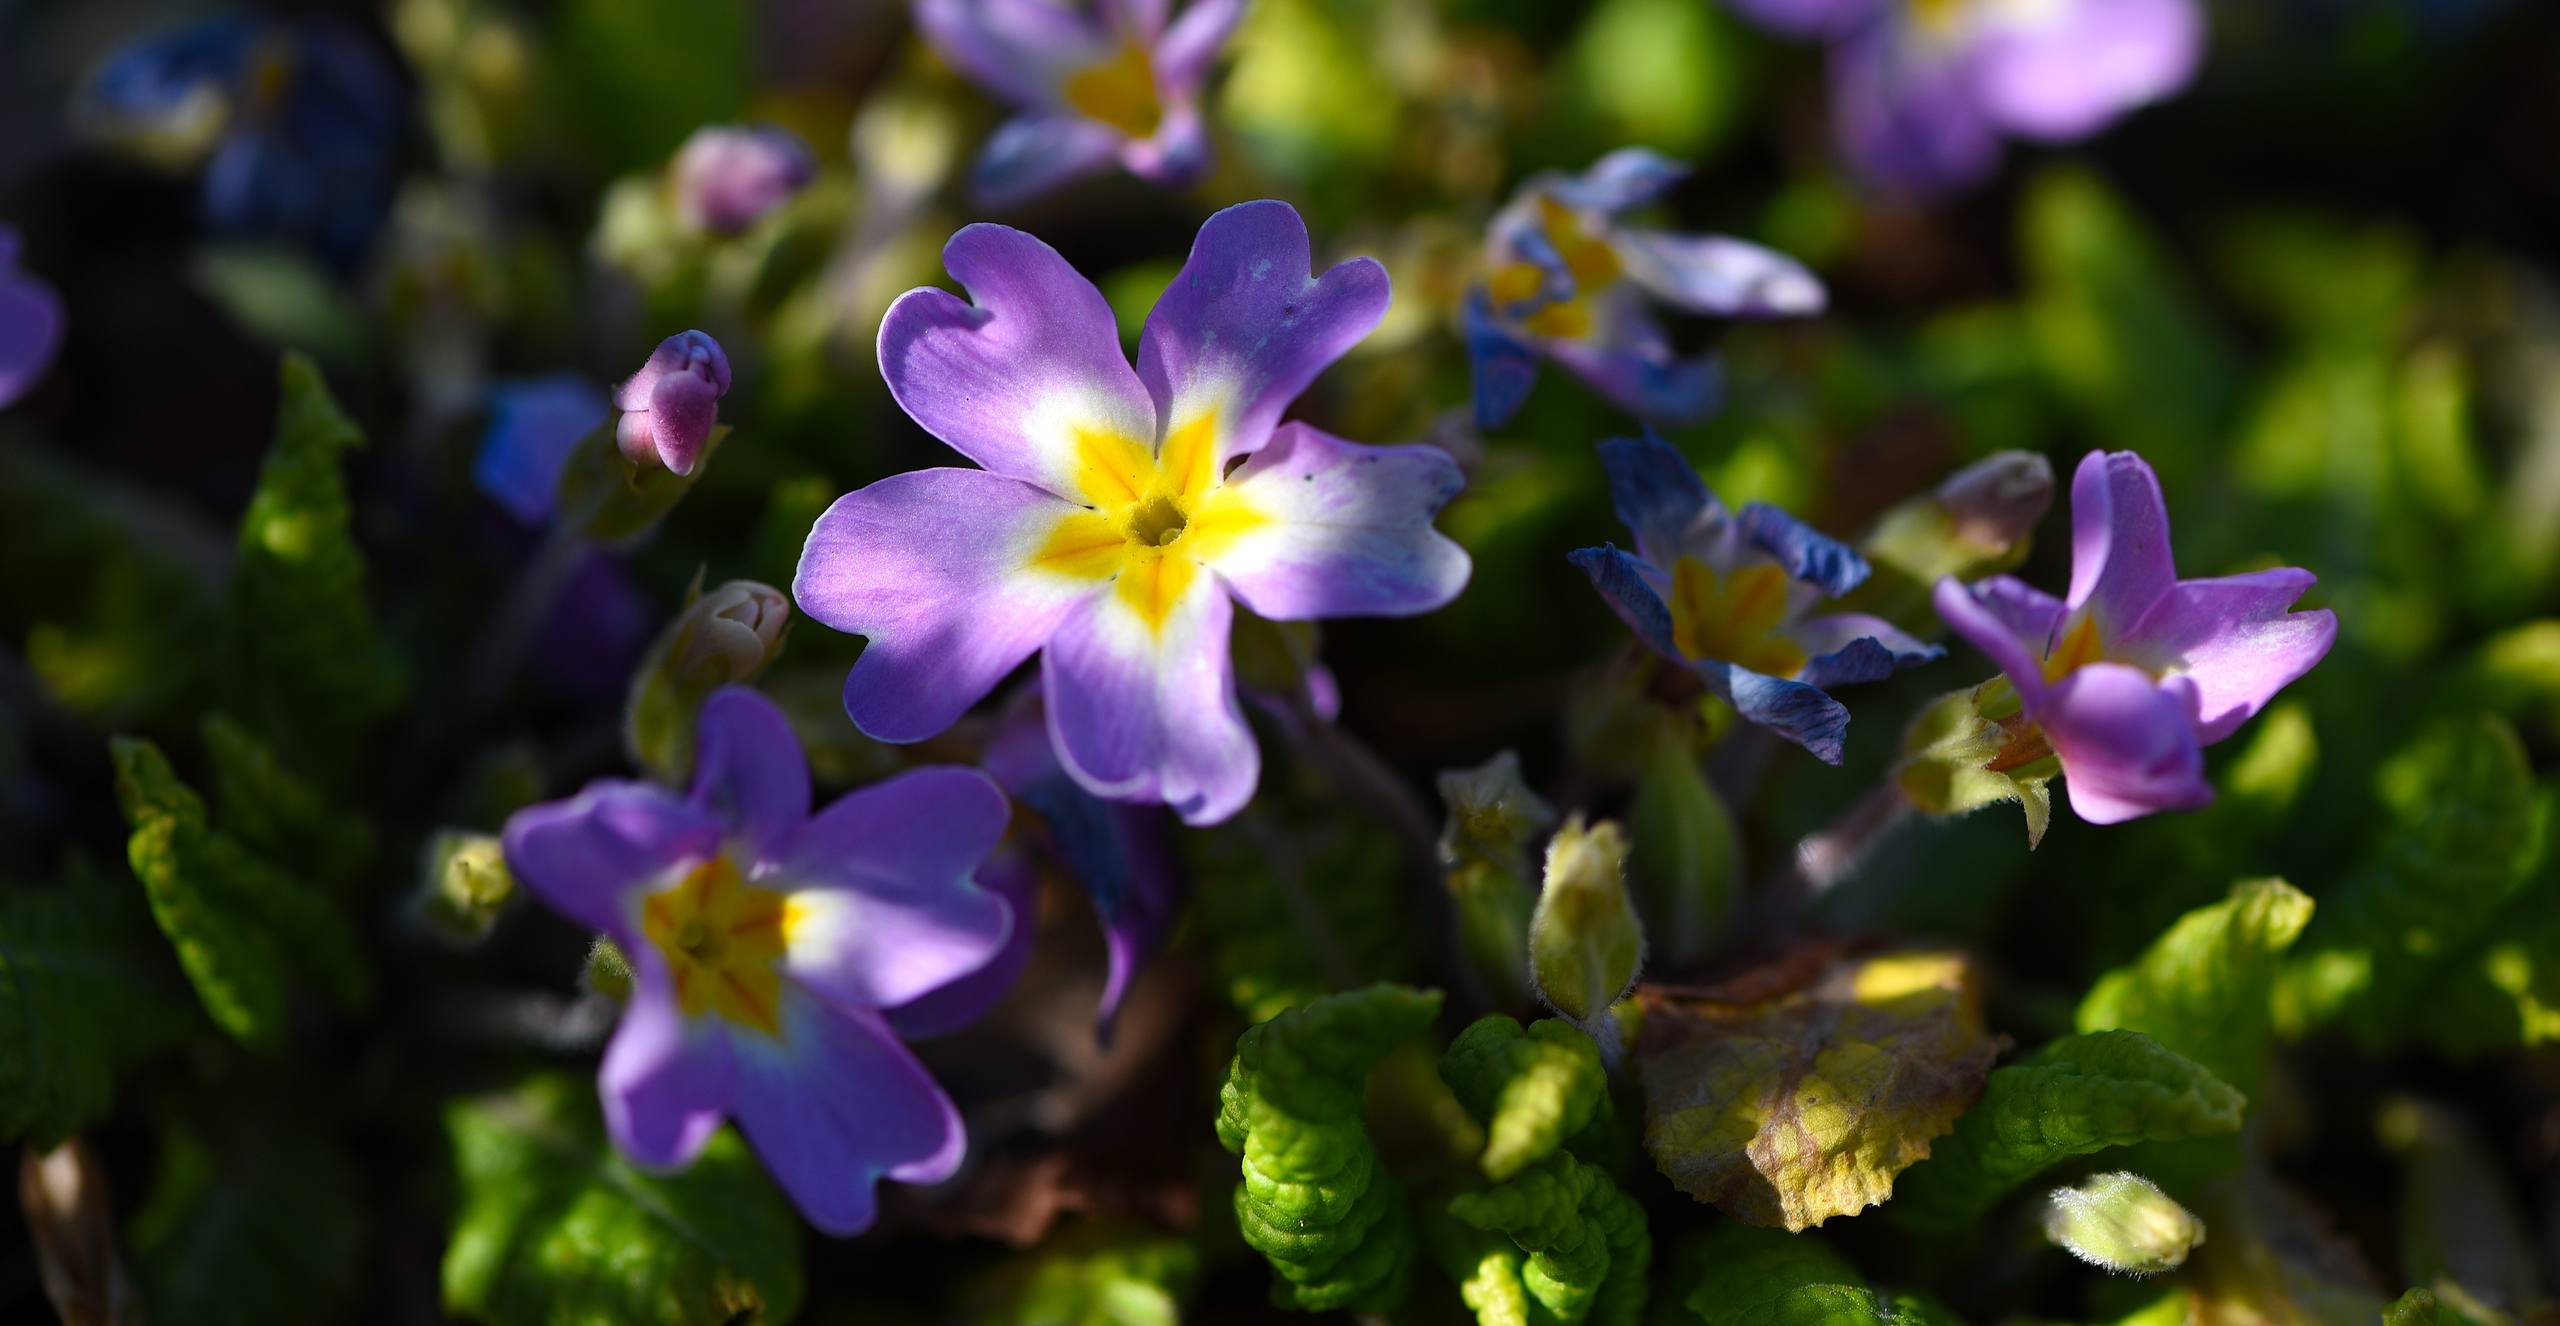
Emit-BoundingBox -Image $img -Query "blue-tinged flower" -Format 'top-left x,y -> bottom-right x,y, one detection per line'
795,200 -> 1470,827
1933,451 -> 2334,825
1724,0 -> 2204,194
504,686 -> 1015,1235
0,228 -> 63,410
1466,148 -> 1825,431
670,124 -> 818,236
74,16 -> 404,268
616,331 -> 731,476
915,0 -> 1246,206
1569,432 -> 1940,764
474,375 -> 608,525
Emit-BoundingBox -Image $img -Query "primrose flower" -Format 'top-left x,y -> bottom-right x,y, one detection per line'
616,331 -> 731,476
1466,148 -> 1825,431
1932,451 -> 2336,824
503,686 -> 1013,1234
1570,432 -> 1940,763
1724,0 -> 2204,194
671,124 -> 817,235
796,200 -> 1470,826
73,16 -> 403,268
0,228 -> 63,410
915,0 -> 1246,206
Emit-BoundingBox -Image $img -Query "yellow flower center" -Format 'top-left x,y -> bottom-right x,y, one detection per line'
1028,411 -> 1267,633
641,856 -> 796,1038
1668,558 -> 1808,678
2040,613 -> 2105,683
1061,40 -> 1163,138
1486,196 -> 1624,342
1908,0 -> 1972,35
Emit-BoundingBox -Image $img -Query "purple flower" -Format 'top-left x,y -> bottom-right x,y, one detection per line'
914,0 -> 1246,206
1466,149 -> 1825,431
1569,432 -> 1940,763
0,228 -> 63,410
615,331 -> 731,476
1933,451 -> 2336,825
1726,0 -> 2205,194
795,200 -> 1470,826
474,375 -> 607,525
671,124 -> 817,235
503,686 -> 1014,1235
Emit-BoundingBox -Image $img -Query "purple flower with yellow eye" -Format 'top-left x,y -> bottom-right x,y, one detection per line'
503,686 -> 1014,1235
1724,0 -> 2204,194
1933,450 -> 2335,825
0,227 -> 63,411
794,200 -> 1470,827
1570,433 -> 1940,764
914,0 -> 1245,206
1466,148 -> 1826,431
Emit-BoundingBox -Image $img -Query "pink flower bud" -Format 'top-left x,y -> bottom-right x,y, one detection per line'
670,125 -> 815,236
613,330 -> 731,475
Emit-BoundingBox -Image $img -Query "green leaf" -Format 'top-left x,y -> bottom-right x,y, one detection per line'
1895,683 -> 2054,848
2278,717 -> 2540,1050
2078,878 -> 2314,1096
130,1120 -> 364,1326
228,354 -> 399,765
1678,1223 -> 1960,1326
967,1226 -> 1199,1326
200,712 -> 370,888
1627,731 -> 1740,969
443,1073 -> 805,1326
1192,803 -> 1420,1024
1638,948 -> 2003,1231
1218,984 -> 1441,1313
2375,1099 -> 2546,1319
1890,1031 -> 2245,1229
2385,1289 -> 2449,1326
110,736 -> 368,1047
0,865 -> 186,1145
1447,1153 -> 1652,1326
1439,1015 -> 1614,1182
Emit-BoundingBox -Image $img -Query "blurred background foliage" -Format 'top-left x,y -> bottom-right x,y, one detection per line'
1,0 -> 2558,1323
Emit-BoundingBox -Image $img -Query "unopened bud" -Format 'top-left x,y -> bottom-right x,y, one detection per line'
581,936 -> 633,1004
415,830 -> 515,946
1438,750 -> 1557,869
671,124 -> 816,236
1438,751 -> 1552,1008
614,330 -> 731,476
1935,451 -> 2055,553
627,576 -> 792,782
1530,816 -> 1644,1042
1857,452 -> 2055,629
2042,1172 -> 2206,1276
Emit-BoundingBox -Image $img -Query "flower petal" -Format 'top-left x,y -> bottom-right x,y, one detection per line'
1794,611 -> 1944,689
1043,565 -> 1256,826
1933,574 -> 2068,703
2065,450 -> 2178,634
1568,544 -> 1680,661
1155,0 -> 1247,94
599,964 -> 734,1169
1119,100 -> 1209,187
972,113 -> 1124,207
1596,431 -> 1722,571
1739,502 -> 1870,598
2043,664 -> 2213,824
0,233 -> 64,411
1101,0 -> 1169,40
878,224 -> 1159,501
1722,0 -> 1889,39
796,468 -> 1110,743
473,375 -> 605,526
1709,661 -> 1855,765
502,781 -> 724,938
2124,569 -> 2336,745
914,0 -> 1109,107
1136,200 -> 1390,467
1833,24 -> 2004,194
1610,227 -> 1827,319
881,845 -> 1040,1041
730,994 -> 965,1236
1464,288 -> 1543,431
1539,147 -> 1688,215
1541,295 -> 1723,423
688,686 -> 811,866
1967,0 -> 2204,142
788,765 -> 1013,891
1203,423 -> 1470,621
783,766 -> 1013,1011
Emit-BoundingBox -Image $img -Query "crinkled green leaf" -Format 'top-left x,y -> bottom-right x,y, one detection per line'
1639,948 -> 2002,1230
200,712 -> 370,888
1193,804 -> 1419,1024
1440,1015 -> 1614,1182
1448,1153 -> 1651,1326
964,1225 -> 1198,1326
1218,983 -> 1441,1313
1678,1223 -> 1964,1326
110,736 -> 368,1047
443,1073 -> 804,1326
2078,878 -> 2314,1096
130,1119 -> 364,1326
228,354 -> 400,766
2278,717 -> 2541,1051
1427,1215 -> 1532,1326
1891,1031 -> 2245,1229
0,864 -> 187,1146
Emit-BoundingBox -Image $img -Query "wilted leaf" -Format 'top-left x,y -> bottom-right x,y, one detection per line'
1891,1031 -> 2244,1229
443,1073 -> 804,1326
2079,878 -> 2314,1096
1638,946 -> 2003,1230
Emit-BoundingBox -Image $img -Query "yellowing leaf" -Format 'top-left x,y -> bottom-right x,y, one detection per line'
1636,946 -> 2002,1230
